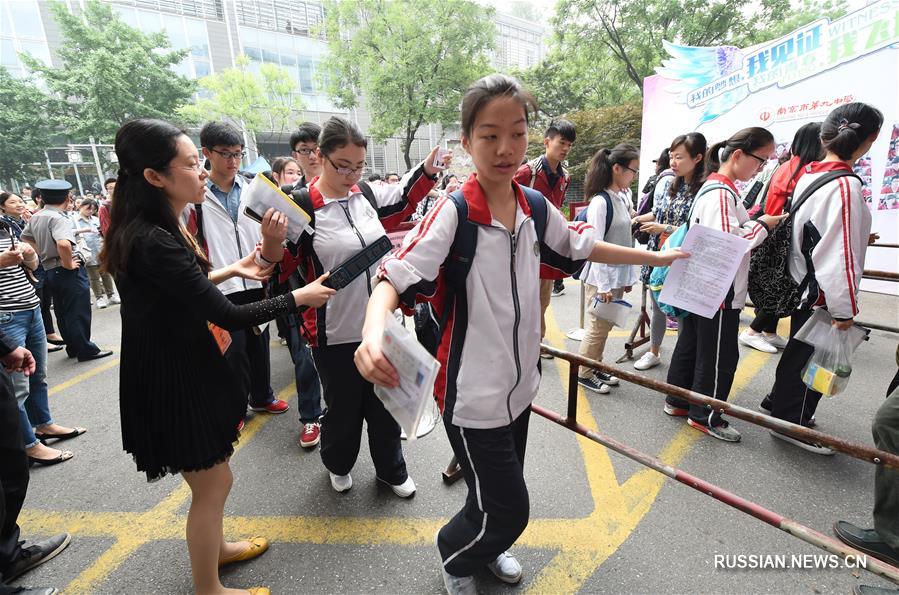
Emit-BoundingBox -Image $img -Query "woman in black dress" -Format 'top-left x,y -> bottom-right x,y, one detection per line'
102,119 -> 334,595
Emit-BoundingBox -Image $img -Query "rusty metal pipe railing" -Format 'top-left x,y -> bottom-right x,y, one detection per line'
871,243 -> 899,249
864,269 -> 899,282
539,344 -> 899,470
531,402 -> 899,584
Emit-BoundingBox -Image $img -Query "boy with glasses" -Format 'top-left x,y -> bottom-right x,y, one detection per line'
186,121 -> 289,417
289,122 -> 323,191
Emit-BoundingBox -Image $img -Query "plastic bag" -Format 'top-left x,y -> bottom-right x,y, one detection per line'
801,324 -> 858,397
588,296 -> 632,327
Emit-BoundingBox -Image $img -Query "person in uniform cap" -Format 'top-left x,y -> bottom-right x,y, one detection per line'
21,181 -> 111,362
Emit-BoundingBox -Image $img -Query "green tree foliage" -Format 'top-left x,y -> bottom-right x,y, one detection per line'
20,0 -> 194,142
320,0 -> 495,169
554,0 -> 801,97
0,68 -> 54,183
527,102 -> 644,194
178,55 -> 304,156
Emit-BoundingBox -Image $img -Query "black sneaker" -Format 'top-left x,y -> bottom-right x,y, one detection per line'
6,587 -> 60,595
853,585 -> 899,595
833,521 -> 899,567
2,534 -> 71,583
594,371 -> 619,386
551,285 -> 565,297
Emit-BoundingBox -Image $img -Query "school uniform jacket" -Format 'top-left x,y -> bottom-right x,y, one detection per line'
788,161 -> 870,320
278,164 -> 435,347
378,175 -> 595,430
514,157 -> 571,281
691,173 -> 769,310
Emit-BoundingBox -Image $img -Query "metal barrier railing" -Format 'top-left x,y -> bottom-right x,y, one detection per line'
534,344 -> 899,583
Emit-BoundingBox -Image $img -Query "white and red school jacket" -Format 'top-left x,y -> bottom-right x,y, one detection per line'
377,175 -> 595,430
691,172 -> 770,310
788,161 -> 871,320
278,164 -> 435,347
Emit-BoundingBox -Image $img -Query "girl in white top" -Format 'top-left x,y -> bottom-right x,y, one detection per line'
575,144 -> 640,394
354,74 -> 686,595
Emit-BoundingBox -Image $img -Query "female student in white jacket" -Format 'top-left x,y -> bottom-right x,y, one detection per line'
354,74 -> 686,595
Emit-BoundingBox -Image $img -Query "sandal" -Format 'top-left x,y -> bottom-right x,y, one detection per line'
28,450 -> 74,467
34,427 -> 87,442
46,337 -> 65,346
48,344 -> 64,353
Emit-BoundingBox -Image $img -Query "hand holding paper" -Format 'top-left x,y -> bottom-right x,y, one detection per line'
242,173 -> 312,243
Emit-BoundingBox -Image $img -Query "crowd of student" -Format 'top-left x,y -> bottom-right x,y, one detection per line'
0,72 -> 895,595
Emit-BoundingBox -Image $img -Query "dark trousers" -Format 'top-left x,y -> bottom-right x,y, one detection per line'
749,309 -> 780,334
45,266 -> 98,359
0,369 -> 28,576
665,310 -> 741,427
312,342 -> 406,484
873,382 -> 899,550
438,407 -> 531,577
34,285 -> 55,336
768,309 -> 819,425
225,289 -> 275,408
284,314 -> 322,424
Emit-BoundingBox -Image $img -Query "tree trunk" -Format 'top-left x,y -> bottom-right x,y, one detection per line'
402,128 -> 414,171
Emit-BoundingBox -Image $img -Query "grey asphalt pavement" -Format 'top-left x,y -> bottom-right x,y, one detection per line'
9,284 -> 899,594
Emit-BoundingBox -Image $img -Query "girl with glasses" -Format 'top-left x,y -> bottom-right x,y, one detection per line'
259,116 -> 448,497
663,127 -> 787,443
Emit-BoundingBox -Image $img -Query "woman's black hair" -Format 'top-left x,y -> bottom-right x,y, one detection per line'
786,122 -> 825,181
584,144 -> 639,199
654,148 -> 670,174
460,74 -> 538,139
440,174 -> 459,190
706,127 -> 775,174
820,102 -> 884,161
101,118 -> 210,276
80,197 -> 99,211
271,156 -> 298,176
668,132 -> 707,198
0,192 -> 18,209
318,116 -> 367,156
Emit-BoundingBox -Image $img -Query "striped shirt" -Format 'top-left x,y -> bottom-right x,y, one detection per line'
0,226 -> 40,312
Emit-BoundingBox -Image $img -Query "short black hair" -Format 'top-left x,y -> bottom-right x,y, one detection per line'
104,177 -> 117,187
318,116 -> 367,156
200,121 -> 243,149
545,119 -> 576,143
368,173 -> 382,182
290,122 -> 322,150
386,172 -> 399,180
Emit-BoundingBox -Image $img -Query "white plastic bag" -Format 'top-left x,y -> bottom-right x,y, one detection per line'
588,296 -> 632,328
797,310 -> 867,398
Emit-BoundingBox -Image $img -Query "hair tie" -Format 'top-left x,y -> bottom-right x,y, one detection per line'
718,147 -> 725,161
838,119 -> 860,132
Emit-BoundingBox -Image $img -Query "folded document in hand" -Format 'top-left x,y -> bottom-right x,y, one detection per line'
242,173 -> 312,243
373,314 -> 440,441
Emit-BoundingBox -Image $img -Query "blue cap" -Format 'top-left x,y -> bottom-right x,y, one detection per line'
34,179 -> 72,202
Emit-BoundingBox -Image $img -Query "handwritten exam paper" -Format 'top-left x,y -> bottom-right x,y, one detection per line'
658,225 -> 751,319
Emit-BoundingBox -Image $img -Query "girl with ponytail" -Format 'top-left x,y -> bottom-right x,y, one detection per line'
575,144 -> 640,394
663,127 -> 787,443
763,102 -> 882,454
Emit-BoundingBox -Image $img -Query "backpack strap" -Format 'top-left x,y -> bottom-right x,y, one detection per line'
786,170 -> 860,217
520,186 -> 548,243
356,180 -> 379,213
527,157 -> 540,189
687,183 -> 733,229
601,191 -> 613,235
444,190 -> 478,292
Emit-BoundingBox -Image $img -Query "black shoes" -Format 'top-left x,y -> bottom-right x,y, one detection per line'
77,350 -> 113,362
3,587 -> 60,595
833,521 -> 899,567
1,534 -> 71,583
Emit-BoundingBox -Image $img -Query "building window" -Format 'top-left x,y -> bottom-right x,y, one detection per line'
0,0 -> 50,77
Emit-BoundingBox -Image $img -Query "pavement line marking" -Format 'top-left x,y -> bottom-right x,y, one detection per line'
58,384 -> 295,593
48,358 -> 120,396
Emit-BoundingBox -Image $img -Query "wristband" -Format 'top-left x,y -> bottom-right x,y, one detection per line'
255,252 -> 281,266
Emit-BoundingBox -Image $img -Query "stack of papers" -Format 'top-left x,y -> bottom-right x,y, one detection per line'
373,313 -> 441,441
242,173 -> 313,243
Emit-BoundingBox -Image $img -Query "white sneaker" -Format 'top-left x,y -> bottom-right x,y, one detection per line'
769,429 -> 835,455
739,329 -> 776,353
762,333 -> 788,349
379,475 -> 416,498
634,351 -> 662,370
329,472 -> 353,492
436,531 -> 476,595
108,294 -> 121,305
487,551 -> 522,584
96,297 -> 108,309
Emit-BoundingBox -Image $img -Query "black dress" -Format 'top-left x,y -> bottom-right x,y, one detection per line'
116,227 -> 296,481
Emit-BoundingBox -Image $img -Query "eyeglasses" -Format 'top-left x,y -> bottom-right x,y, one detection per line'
745,152 -> 768,167
171,163 -> 206,173
292,147 -> 316,156
624,165 -> 639,175
325,155 -> 366,177
209,148 -> 246,161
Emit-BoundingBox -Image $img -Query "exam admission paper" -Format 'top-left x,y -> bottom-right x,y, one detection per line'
658,225 -> 751,319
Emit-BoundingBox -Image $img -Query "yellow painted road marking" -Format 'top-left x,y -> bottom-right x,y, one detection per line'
48,358 -> 120,396
22,303 -> 774,593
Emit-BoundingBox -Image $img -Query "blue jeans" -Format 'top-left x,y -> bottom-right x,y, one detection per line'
286,314 -> 322,424
0,308 -> 50,448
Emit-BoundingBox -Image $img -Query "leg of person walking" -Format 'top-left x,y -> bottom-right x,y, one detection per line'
578,285 -> 618,393
99,270 -> 117,300
685,310 -> 740,433
665,314 -> 699,413
538,279 -> 553,358
313,344 -> 365,487
287,319 -> 323,448
0,369 -> 29,578
361,380 -> 408,488
245,325 -> 279,411
46,268 -> 101,360
34,284 -> 57,341
86,266 -> 104,305
768,309 -> 820,425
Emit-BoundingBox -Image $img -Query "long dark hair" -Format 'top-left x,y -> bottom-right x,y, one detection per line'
787,122 -> 825,182
584,144 -> 639,198
668,132 -> 707,198
706,127 -> 775,174
820,102 -> 884,161
460,74 -> 537,139
101,119 -> 209,276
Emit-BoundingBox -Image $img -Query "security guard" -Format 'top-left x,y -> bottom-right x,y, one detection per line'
21,180 -> 111,362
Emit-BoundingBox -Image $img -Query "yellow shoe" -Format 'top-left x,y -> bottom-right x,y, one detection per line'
247,588 -> 270,595
219,537 -> 269,567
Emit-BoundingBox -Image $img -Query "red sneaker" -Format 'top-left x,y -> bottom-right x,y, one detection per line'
249,399 -> 290,414
237,419 -> 245,432
299,422 -> 321,448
